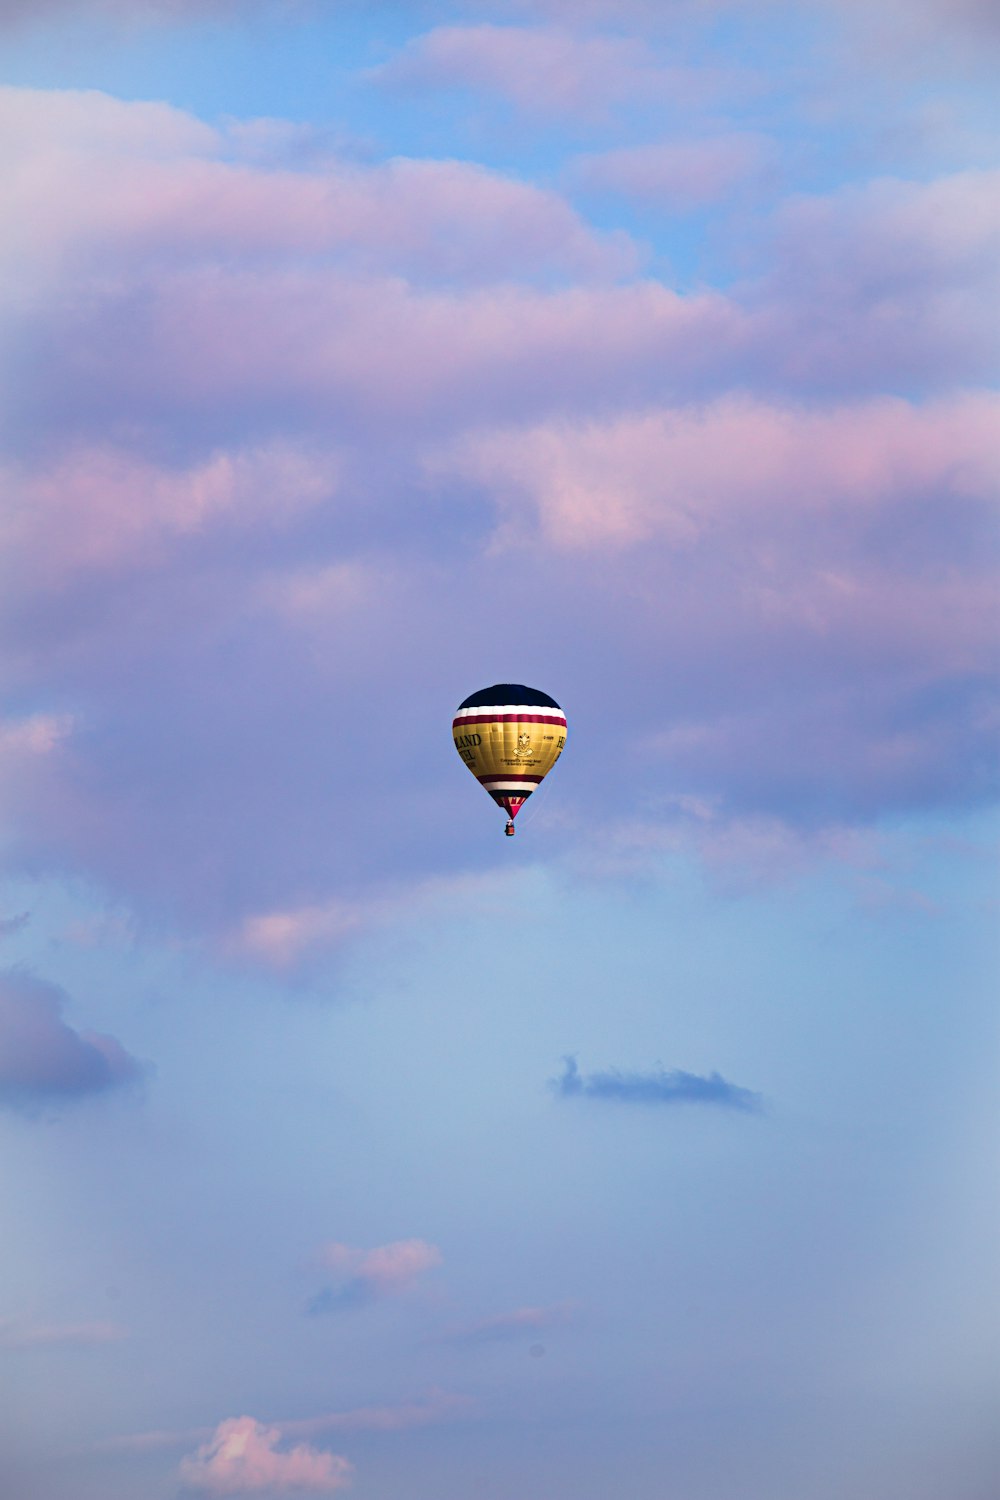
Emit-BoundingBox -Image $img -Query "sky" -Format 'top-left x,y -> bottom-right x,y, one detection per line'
0,1 -> 998,1497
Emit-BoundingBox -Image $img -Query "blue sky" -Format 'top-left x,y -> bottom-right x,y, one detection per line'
1,3 -> 998,1498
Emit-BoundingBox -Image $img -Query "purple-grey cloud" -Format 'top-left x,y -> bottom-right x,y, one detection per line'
827,0 -> 1000,66
0,82 -> 996,953
756,170 -> 1000,392
552,1056 -> 762,1111
0,971 -> 143,1110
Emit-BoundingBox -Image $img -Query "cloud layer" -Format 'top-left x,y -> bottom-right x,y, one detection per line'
0,25 -> 996,954
0,12 -> 996,1500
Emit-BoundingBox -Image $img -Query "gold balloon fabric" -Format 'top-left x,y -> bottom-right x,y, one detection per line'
453,684 -> 567,826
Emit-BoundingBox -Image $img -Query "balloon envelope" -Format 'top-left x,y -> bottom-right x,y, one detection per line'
453,684 -> 567,825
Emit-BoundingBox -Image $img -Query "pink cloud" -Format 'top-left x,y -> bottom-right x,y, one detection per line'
225,869 -> 540,968
178,1417 -> 352,1495
437,392 -> 1000,555
573,133 -> 773,208
0,86 -> 633,293
581,798 -> 888,886
4,130 -> 991,473
7,91 -> 992,466
317,1239 -> 443,1297
372,24 -> 695,119
1,72 -> 995,944
0,713 -> 74,757
423,391 -> 997,827
1,383 -> 993,929
827,0 -> 1000,68
11,272 -> 744,463
356,1239 -> 443,1291
774,170 -> 1000,299
760,169 -> 1000,388
0,83 -> 217,158
227,899 -> 365,969
0,971 -> 143,1110
0,718 -> 80,880
2,443 -> 335,596
638,685 -> 1000,825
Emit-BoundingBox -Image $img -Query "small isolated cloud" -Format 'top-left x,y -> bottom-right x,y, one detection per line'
281,1389 -> 472,1439
552,1055 -> 761,1112
0,713 -> 74,758
0,912 -> 29,939
0,1318 -> 127,1350
309,1239 -> 442,1314
227,897 -> 365,970
0,970 -> 144,1111
440,1303 -> 575,1347
179,1416 -> 352,1495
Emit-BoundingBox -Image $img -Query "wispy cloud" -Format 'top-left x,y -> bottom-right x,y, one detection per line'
98,1390 -> 470,1455
227,897 -> 366,969
225,869 -> 529,969
551,1056 -> 762,1112
438,1304 -> 576,1347
0,1318 -> 128,1350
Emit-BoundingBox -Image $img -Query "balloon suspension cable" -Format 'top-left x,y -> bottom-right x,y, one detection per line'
514,776 -> 550,830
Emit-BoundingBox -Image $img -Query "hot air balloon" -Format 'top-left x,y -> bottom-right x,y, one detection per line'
453,684 -> 567,835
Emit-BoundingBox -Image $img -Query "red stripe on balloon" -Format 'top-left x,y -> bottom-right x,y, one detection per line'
478,774 -> 544,785
452,714 -> 566,727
